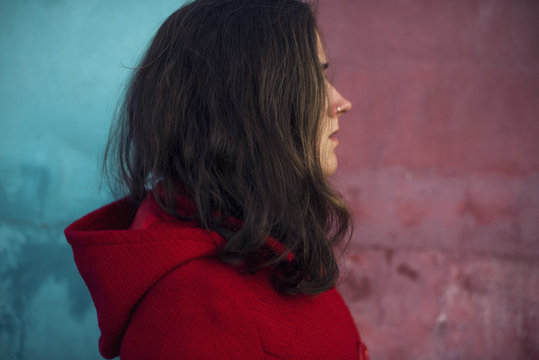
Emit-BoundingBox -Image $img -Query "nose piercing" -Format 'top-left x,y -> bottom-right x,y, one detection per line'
337,106 -> 342,113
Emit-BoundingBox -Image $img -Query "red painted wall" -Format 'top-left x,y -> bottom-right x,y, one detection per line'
317,1 -> 539,359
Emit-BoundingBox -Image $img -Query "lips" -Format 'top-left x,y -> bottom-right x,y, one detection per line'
329,129 -> 339,143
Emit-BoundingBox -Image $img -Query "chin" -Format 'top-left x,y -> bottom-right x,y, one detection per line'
326,164 -> 337,176
323,157 -> 338,177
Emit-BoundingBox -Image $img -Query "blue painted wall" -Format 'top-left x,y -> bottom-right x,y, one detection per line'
0,1 -> 187,358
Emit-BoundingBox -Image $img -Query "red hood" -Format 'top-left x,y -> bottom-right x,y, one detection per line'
65,192 -> 293,359
65,194 -> 227,359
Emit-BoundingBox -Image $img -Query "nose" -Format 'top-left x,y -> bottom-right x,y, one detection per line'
329,83 -> 352,116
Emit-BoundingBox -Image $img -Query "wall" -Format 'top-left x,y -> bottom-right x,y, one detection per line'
0,1 -> 186,359
317,0 -> 539,359
1,0 -> 538,359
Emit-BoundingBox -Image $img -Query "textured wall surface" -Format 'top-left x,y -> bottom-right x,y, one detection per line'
0,1 -> 186,359
1,1 -> 538,360
317,0 -> 539,359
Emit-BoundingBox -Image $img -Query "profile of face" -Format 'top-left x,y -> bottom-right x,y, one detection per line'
317,39 -> 352,176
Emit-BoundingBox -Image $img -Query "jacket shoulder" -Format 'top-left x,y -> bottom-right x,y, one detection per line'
120,257 -> 265,360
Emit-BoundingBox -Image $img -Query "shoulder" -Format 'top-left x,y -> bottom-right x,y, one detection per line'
120,257 -> 266,360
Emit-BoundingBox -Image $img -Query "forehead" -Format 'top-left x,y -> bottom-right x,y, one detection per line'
316,35 -> 327,64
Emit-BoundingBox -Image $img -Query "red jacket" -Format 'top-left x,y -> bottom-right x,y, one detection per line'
65,193 -> 369,360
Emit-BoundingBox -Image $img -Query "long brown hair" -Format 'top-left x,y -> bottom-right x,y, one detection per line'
104,0 -> 352,295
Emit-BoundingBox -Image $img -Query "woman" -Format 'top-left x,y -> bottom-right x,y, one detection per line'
65,0 -> 369,359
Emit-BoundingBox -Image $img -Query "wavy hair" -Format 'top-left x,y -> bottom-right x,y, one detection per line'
104,0 -> 352,295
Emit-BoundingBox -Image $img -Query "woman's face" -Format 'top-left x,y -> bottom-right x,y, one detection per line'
318,40 -> 352,176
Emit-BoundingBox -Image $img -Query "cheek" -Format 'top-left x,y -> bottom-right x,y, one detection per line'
320,115 -> 332,136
